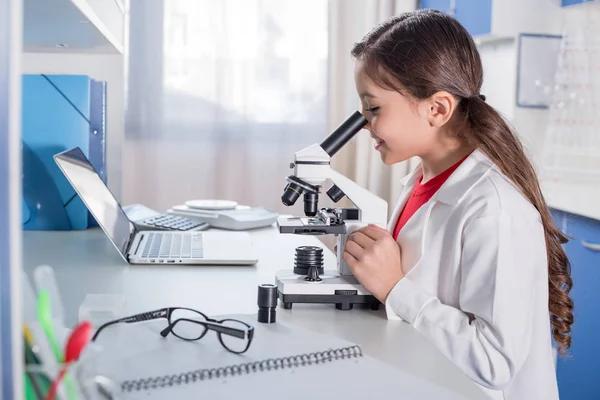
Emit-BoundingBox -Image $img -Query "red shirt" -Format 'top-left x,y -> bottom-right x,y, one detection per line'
393,155 -> 469,241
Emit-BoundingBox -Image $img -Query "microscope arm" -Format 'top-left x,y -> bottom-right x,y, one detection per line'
325,168 -> 387,227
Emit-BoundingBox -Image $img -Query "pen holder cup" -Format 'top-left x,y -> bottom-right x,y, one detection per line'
25,348 -> 121,400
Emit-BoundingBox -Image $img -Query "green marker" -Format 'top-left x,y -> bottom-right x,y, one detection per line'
37,290 -> 63,362
24,373 -> 37,400
36,289 -> 76,400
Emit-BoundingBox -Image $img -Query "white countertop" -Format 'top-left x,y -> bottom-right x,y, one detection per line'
22,226 -> 490,399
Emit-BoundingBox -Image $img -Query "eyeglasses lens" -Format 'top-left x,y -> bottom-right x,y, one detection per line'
218,319 -> 251,353
170,308 -> 208,340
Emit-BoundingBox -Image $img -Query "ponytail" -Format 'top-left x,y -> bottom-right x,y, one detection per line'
464,96 -> 574,356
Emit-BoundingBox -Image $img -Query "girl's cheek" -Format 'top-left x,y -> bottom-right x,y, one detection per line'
371,119 -> 380,134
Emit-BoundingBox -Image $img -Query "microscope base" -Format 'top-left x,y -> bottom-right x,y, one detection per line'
275,269 -> 381,311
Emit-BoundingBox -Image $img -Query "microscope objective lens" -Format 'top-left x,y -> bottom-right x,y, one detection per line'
303,192 -> 319,217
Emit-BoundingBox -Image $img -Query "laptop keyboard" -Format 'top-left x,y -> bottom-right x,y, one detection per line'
141,232 -> 204,259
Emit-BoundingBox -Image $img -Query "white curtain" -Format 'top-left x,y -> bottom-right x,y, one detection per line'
123,0 -> 329,216
328,0 -> 419,216
122,0 -> 417,217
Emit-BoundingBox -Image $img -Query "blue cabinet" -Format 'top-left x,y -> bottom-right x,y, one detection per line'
420,0 -> 492,36
552,209 -> 600,399
562,0 -> 596,6
420,0 -> 450,12
454,0 -> 492,37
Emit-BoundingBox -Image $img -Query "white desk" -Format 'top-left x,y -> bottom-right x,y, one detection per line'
22,226 -> 490,400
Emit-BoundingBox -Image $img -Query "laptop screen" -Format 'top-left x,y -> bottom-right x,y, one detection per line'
54,147 -> 135,258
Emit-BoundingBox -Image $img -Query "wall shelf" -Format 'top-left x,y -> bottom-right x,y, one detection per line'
23,0 -> 124,53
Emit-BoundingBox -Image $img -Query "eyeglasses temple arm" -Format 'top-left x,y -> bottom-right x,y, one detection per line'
92,308 -> 170,341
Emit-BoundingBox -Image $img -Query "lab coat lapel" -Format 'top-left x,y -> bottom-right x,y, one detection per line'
386,149 -> 494,231
429,149 -> 494,206
403,149 -> 494,271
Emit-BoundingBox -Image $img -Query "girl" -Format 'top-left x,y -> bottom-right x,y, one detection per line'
342,9 -> 573,400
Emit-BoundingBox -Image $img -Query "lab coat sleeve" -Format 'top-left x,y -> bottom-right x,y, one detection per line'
386,214 -> 538,390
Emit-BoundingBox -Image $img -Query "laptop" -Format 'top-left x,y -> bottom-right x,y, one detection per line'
53,147 -> 258,265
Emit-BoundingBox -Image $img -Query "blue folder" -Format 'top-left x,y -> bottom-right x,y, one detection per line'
88,79 -> 107,227
21,74 -> 107,230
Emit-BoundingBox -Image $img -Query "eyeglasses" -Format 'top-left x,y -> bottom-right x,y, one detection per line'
91,307 -> 255,354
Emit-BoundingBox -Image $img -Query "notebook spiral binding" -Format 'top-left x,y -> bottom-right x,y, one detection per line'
120,344 -> 363,392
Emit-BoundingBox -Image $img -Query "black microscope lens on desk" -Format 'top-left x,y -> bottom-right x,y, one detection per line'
257,284 -> 278,323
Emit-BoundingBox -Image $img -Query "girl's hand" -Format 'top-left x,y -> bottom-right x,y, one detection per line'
343,225 -> 404,303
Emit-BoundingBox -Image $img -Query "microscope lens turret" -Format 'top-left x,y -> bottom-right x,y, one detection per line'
319,111 -> 368,157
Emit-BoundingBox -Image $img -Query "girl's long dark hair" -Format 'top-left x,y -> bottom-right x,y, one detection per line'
352,9 -> 573,356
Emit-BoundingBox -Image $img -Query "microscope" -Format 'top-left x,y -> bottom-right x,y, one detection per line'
275,111 -> 388,311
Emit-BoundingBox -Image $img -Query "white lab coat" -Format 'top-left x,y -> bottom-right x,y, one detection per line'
384,149 -> 559,400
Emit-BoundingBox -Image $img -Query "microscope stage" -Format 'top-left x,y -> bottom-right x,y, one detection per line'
276,216 -> 346,235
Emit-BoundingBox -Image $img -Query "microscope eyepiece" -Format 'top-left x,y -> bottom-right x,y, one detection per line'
319,111 -> 368,157
257,284 -> 278,323
281,182 -> 303,206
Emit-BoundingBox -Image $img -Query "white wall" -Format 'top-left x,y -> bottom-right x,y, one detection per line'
479,3 -> 600,221
479,39 -> 550,170
479,39 -> 518,123
21,53 -> 125,200
480,3 -> 600,170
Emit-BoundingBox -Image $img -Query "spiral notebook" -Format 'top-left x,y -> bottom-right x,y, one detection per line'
89,315 -> 473,399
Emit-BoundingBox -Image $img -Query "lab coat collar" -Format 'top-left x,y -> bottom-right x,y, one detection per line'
397,149 -> 494,206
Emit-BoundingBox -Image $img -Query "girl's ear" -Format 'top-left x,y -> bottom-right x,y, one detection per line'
425,91 -> 458,127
